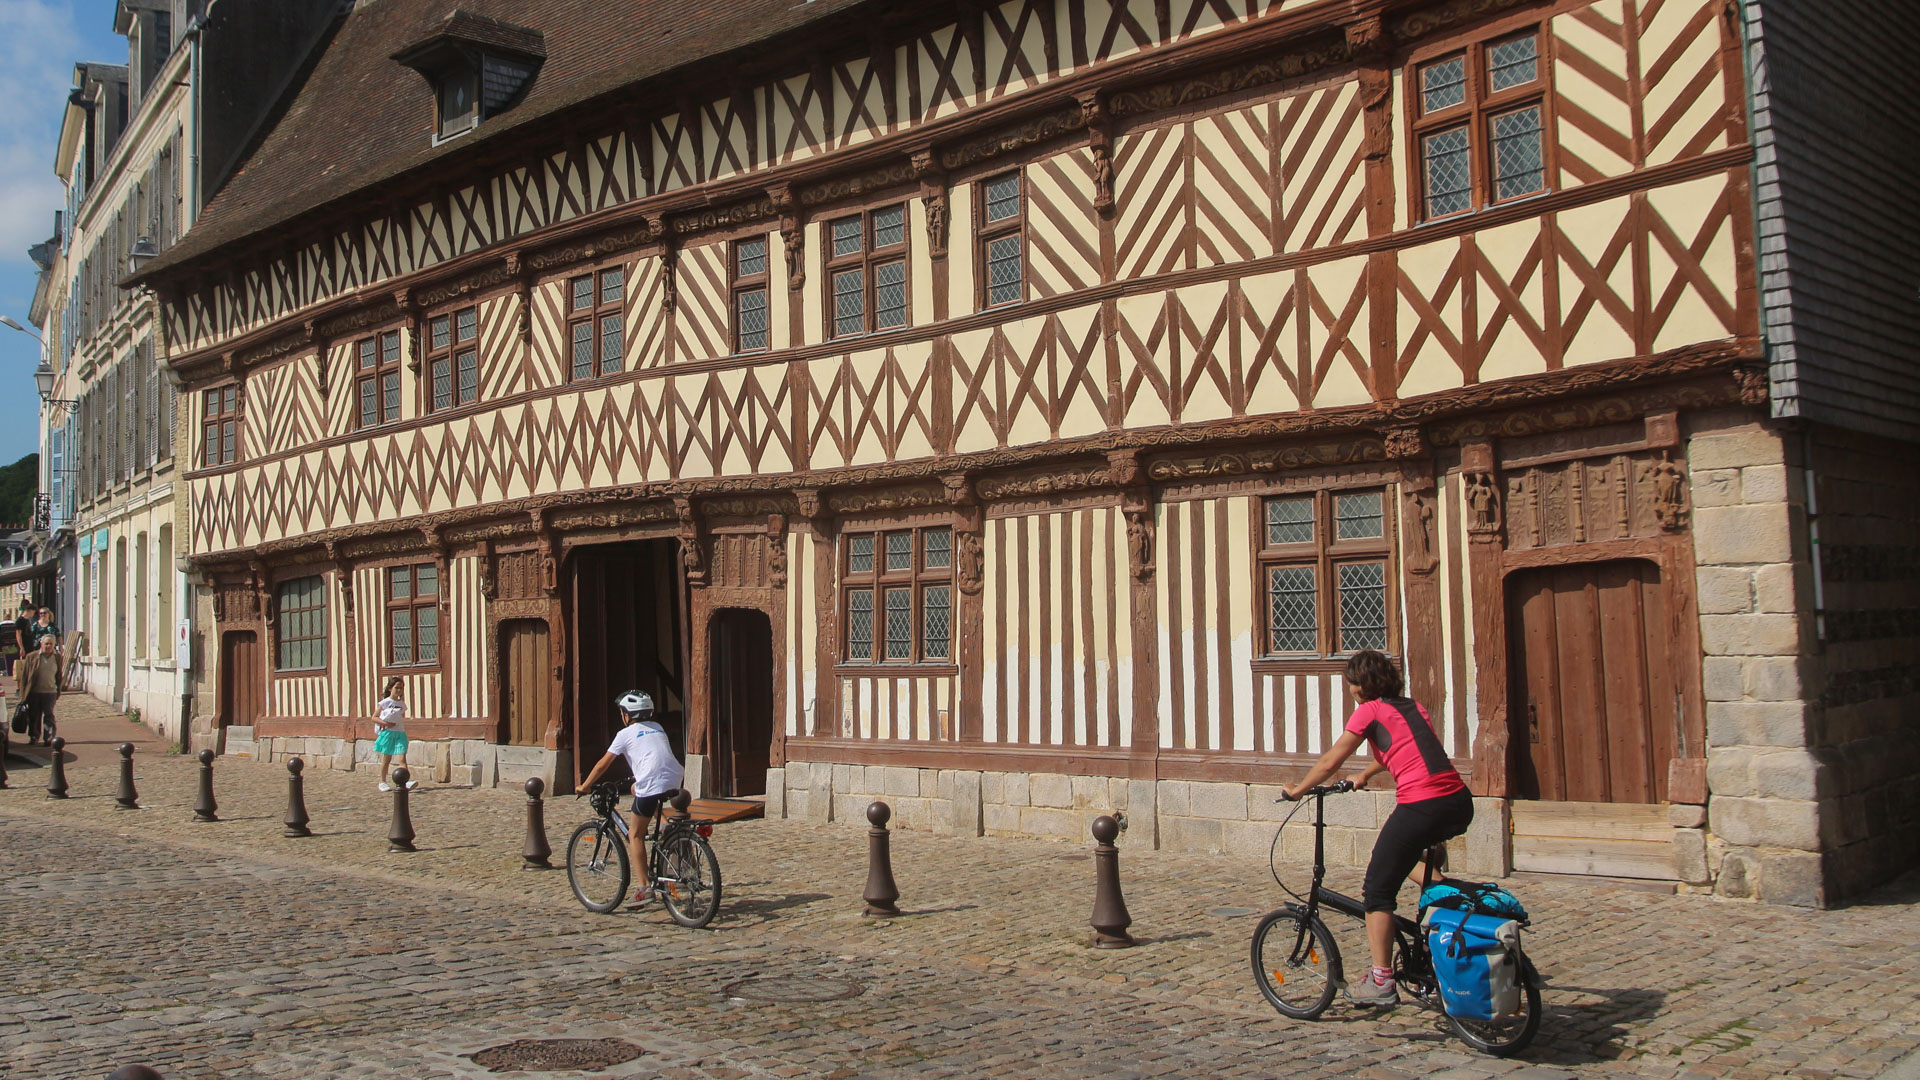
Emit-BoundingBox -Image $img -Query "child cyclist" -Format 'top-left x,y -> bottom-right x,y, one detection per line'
579,691 -> 685,906
1282,649 -> 1472,1006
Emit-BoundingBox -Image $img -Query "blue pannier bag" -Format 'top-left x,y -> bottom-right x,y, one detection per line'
1419,878 -> 1529,924
1422,906 -> 1523,1022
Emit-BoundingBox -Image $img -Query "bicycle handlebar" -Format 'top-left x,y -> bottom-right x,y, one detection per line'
1275,779 -> 1356,802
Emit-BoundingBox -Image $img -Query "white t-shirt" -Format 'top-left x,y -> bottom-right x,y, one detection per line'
607,719 -> 684,797
377,697 -> 406,732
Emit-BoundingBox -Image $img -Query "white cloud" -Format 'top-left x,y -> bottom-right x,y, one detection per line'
0,0 -> 88,259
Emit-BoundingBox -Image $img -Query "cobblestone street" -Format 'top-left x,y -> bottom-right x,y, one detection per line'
2,695 -> 1917,1079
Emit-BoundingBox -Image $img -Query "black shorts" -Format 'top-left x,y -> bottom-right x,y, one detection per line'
630,790 -> 675,818
1363,788 -> 1474,913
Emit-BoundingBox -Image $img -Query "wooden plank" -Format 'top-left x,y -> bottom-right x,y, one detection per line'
1511,799 -> 1670,842
1512,835 -> 1674,880
686,798 -> 766,823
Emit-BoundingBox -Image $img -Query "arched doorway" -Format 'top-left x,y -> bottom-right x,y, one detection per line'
708,608 -> 774,798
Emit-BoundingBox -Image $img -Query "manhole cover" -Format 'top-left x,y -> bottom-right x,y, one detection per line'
724,975 -> 866,1002
466,1038 -> 644,1072
1209,906 -> 1256,918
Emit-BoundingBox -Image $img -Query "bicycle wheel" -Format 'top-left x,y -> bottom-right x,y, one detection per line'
656,833 -> 722,928
566,821 -> 631,914
1251,907 -> 1342,1019
1445,953 -> 1542,1056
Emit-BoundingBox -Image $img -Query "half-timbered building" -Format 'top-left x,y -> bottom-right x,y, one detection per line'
133,0 -> 1919,904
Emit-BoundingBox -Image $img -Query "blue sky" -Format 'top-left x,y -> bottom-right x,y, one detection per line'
0,1 -> 126,466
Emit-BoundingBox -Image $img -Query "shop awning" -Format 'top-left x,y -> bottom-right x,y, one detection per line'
0,557 -> 59,588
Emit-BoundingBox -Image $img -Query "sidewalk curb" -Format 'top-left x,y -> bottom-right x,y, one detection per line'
1882,1048 -> 1920,1080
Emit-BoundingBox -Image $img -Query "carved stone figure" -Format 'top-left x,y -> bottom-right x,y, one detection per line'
924,193 -> 949,256
1091,144 -> 1115,213
954,530 -> 984,595
679,534 -> 705,579
1644,452 -> 1689,531
1125,511 -> 1155,581
1464,473 -> 1503,536
1405,491 -> 1437,572
768,532 -> 788,588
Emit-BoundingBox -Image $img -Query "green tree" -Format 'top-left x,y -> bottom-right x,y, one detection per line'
0,454 -> 40,528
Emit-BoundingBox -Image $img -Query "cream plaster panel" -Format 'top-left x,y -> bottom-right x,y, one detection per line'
919,27 -> 976,121
1193,107 -> 1275,268
772,73 -> 825,166
803,220 -> 824,348
985,0 -> 1052,98
1116,291 -> 1172,430
528,278 -> 568,389
1306,255 -> 1370,408
999,313 -> 1052,446
1279,80 -> 1364,253
1556,195 -> 1637,367
948,183 -> 976,316
1053,303 -> 1108,440
1238,269 -> 1303,418
1396,236 -> 1464,398
1390,69 -> 1409,234
1475,217 -> 1549,384
1224,496 -> 1258,752
836,57 -> 888,147
704,97 -> 750,182
1640,1 -> 1729,166
949,324 -> 999,455
1552,4 -> 1633,185
1025,148 -> 1102,296
1647,174 -> 1736,353
651,115 -> 691,195
768,229 -> 792,352
1175,279 -> 1235,423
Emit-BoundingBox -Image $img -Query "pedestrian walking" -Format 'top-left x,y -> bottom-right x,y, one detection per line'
18,636 -> 61,746
374,677 -> 416,792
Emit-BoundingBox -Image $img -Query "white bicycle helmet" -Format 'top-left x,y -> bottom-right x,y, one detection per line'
615,689 -> 655,722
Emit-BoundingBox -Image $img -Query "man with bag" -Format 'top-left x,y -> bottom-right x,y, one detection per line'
17,635 -> 61,746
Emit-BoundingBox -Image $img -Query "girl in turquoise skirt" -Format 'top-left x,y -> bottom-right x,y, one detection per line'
374,677 -> 415,792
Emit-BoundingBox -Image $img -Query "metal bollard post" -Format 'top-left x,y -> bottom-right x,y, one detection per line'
1089,814 -> 1135,948
115,742 -> 139,809
284,757 -> 311,837
387,767 -> 417,852
193,749 -> 219,821
46,736 -> 69,799
521,777 -> 552,869
106,1066 -> 166,1080
862,800 -> 901,917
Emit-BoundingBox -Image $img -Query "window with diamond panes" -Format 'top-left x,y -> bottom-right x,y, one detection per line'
732,236 -> 770,353
1411,29 -> 1546,222
978,171 -> 1023,309
825,205 -> 909,339
355,330 -> 403,429
425,306 -> 479,413
385,563 -> 440,669
201,384 -> 240,466
567,266 -> 624,381
275,576 -> 328,672
841,526 -> 954,665
1257,489 -> 1396,658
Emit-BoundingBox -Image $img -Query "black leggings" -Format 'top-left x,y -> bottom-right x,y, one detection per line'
1363,788 -> 1474,913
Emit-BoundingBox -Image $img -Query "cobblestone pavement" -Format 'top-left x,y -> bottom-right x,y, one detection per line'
2,694 -> 1917,1080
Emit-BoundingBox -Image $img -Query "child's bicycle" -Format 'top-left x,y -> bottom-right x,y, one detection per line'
566,782 -> 722,928
1250,780 -> 1541,1056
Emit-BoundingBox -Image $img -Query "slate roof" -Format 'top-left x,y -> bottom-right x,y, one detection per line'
138,0 -> 879,281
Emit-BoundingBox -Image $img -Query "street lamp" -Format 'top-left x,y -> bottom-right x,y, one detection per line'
3,319 -> 78,410
0,315 -> 40,340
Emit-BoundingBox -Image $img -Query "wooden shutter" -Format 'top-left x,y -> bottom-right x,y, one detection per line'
142,341 -> 157,468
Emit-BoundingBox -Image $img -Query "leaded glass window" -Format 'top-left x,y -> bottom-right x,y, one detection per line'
275,576 -> 328,672
841,526 -> 956,668
732,237 -> 770,353
1338,562 -> 1388,651
386,562 -> 441,669
825,205 -> 909,338
1257,489 -> 1397,657
1410,29 -> 1547,220
567,266 -> 626,382
980,172 -> 1024,309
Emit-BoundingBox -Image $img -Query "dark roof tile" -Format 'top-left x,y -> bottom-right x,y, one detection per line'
141,0 -> 877,281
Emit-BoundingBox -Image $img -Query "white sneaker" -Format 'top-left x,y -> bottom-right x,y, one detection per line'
378,782 -> 392,792
405,780 -> 419,790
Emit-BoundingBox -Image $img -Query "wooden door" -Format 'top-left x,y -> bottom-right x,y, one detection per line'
500,619 -> 553,747
218,631 -> 262,730
709,609 -> 774,798
1508,560 -> 1678,804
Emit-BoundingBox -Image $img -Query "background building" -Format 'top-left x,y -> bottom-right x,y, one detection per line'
131,0 -> 1917,905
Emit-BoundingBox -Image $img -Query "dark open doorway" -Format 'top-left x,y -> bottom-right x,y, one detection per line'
570,540 -> 687,787
709,608 -> 774,798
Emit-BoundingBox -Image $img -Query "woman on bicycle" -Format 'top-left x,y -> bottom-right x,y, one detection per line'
1281,649 -> 1471,1006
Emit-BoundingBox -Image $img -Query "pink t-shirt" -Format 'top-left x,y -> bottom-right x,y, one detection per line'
1345,697 -> 1465,804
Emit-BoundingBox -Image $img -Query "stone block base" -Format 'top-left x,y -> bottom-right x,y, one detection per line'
246,736 -> 553,792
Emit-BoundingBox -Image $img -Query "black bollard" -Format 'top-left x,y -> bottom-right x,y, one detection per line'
521,777 -> 551,869
46,736 -> 69,799
106,1066 -> 166,1080
193,748 -> 219,821
0,721 -> 10,789
283,757 -> 311,837
1089,814 -> 1135,948
387,767 -> 416,852
115,742 -> 140,809
670,788 -> 693,818
862,800 -> 901,917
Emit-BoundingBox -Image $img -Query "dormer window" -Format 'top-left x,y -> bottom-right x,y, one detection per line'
392,11 -> 544,144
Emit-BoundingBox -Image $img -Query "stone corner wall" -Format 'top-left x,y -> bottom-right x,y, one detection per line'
1687,410 -> 1827,906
